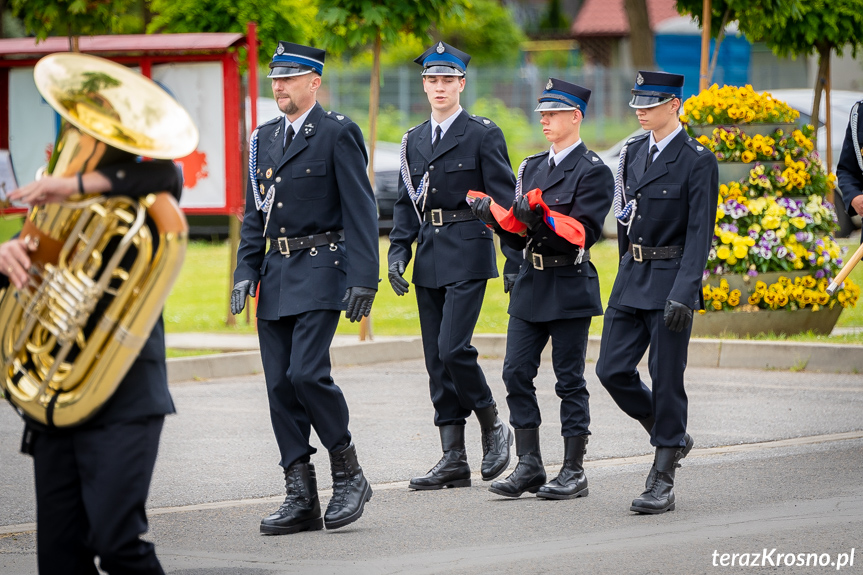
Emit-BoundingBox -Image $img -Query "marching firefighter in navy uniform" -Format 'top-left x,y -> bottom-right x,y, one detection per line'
387,41 -> 517,490
232,41 -> 379,534
471,79 -> 613,498
837,99 -> 863,243
595,71 -> 718,514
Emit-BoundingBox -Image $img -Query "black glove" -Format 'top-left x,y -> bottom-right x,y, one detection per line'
664,299 -> 693,332
502,273 -> 518,294
343,286 -> 376,322
388,261 -> 410,296
513,196 -> 543,231
470,196 -> 496,226
230,280 -> 257,315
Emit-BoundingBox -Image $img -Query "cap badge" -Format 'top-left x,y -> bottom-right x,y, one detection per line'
436,42 -> 445,54
276,44 -> 285,56
266,168 -> 273,179
636,72 -> 645,85
546,79 -> 553,90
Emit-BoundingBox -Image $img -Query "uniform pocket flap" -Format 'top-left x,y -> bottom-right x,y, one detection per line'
410,161 -> 425,176
647,184 -> 681,199
292,160 -> 327,178
459,222 -> 493,240
445,157 -> 476,172
543,191 -> 574,206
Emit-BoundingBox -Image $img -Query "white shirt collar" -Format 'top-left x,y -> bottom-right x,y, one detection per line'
430,106 -> 463,139
283,106 -> 315,147
549,139 -> 582,166
648,123 -> 683,156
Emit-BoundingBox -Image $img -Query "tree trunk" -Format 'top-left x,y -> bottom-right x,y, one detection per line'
360,33 -> 382,342
623,0 -> 654,69
811,44 -> 829,150
707,7 -> 731,86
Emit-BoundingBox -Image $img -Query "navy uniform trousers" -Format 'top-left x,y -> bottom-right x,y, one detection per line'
33,417 -> 165,575
415,280 -> 493,425
258,310 -> 350,467
502,316 -> 592,435
596,307 -> 691,445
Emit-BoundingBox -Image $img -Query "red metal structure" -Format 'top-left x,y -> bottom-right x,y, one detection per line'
0,27 -> 259,217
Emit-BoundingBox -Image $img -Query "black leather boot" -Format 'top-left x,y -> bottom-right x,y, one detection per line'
536,435 -> 589,500
638,416 -> 694,487
409,425 -> 472,490
630,447 -> 680,514
475,405 -> 513,481
260,461 -> 324,535
489,428 -> 546,497
324,443 -> 373,529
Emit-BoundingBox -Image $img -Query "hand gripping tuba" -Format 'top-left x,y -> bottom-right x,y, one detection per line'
0,53 -> 199,427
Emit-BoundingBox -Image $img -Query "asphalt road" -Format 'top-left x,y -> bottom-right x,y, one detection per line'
1,358 -> 862,574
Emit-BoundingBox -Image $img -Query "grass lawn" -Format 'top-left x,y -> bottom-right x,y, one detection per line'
164,235 -> 863,344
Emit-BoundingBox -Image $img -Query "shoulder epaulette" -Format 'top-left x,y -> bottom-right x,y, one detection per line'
626,132 -> 649,145
256,115 -> 282,130
685,136 -> 709,153
469,114 -> 496,128
324,110 -> 352,124
582,148 -> 603,164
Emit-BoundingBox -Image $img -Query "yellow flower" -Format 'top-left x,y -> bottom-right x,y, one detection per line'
716,246 -> 732,260
712,300 -> 723,310
733,244 -> 749,259
741,150 -> 756,163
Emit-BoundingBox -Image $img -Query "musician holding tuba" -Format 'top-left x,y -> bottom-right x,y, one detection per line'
0,53 -> 196,575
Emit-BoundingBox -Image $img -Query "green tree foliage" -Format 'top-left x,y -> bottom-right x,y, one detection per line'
437,0 -> 525,66
147,0 -> 321,66
10,0 -> 145,40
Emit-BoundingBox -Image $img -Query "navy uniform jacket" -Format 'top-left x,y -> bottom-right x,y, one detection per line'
234,102 -> 379,320
837,99 -> 863,236
388,110 -> 516,288
609,130 -> 718,312
499,145 -> 613,323
3,160 -> 181,429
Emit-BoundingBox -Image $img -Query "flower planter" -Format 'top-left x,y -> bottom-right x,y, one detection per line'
687,123 -> 799,139
718,161 -> 786,183
691,305 -> 842,337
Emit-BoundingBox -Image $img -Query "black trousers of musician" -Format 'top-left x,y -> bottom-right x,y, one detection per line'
502,316 -> 592,436
33,416 -> 165,575
258,310 -> 351,468
595,306 -> 691,448
415,280 -> 496,426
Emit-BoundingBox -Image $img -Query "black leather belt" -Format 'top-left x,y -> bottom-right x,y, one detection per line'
269,230 -> 344,257
529,249 -> 590,270
424,208 -> 477,226
628,243 -> 683,262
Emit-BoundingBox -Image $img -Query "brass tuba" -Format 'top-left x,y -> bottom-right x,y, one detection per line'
0,53 -> 199,427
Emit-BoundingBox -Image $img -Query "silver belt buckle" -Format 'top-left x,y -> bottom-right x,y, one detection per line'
277,237 -> 290,257
631,244 -> 642,262
531,253 -> 544,270
430,208 -> 443,226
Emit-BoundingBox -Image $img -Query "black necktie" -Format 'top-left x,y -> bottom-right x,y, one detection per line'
432,125 -> 442,151
645,144 -> 659,171
283,124 -> 295,153
549,156 -> 556,171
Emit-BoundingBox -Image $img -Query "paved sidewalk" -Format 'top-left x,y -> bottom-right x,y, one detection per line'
165,331 -> 863,384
